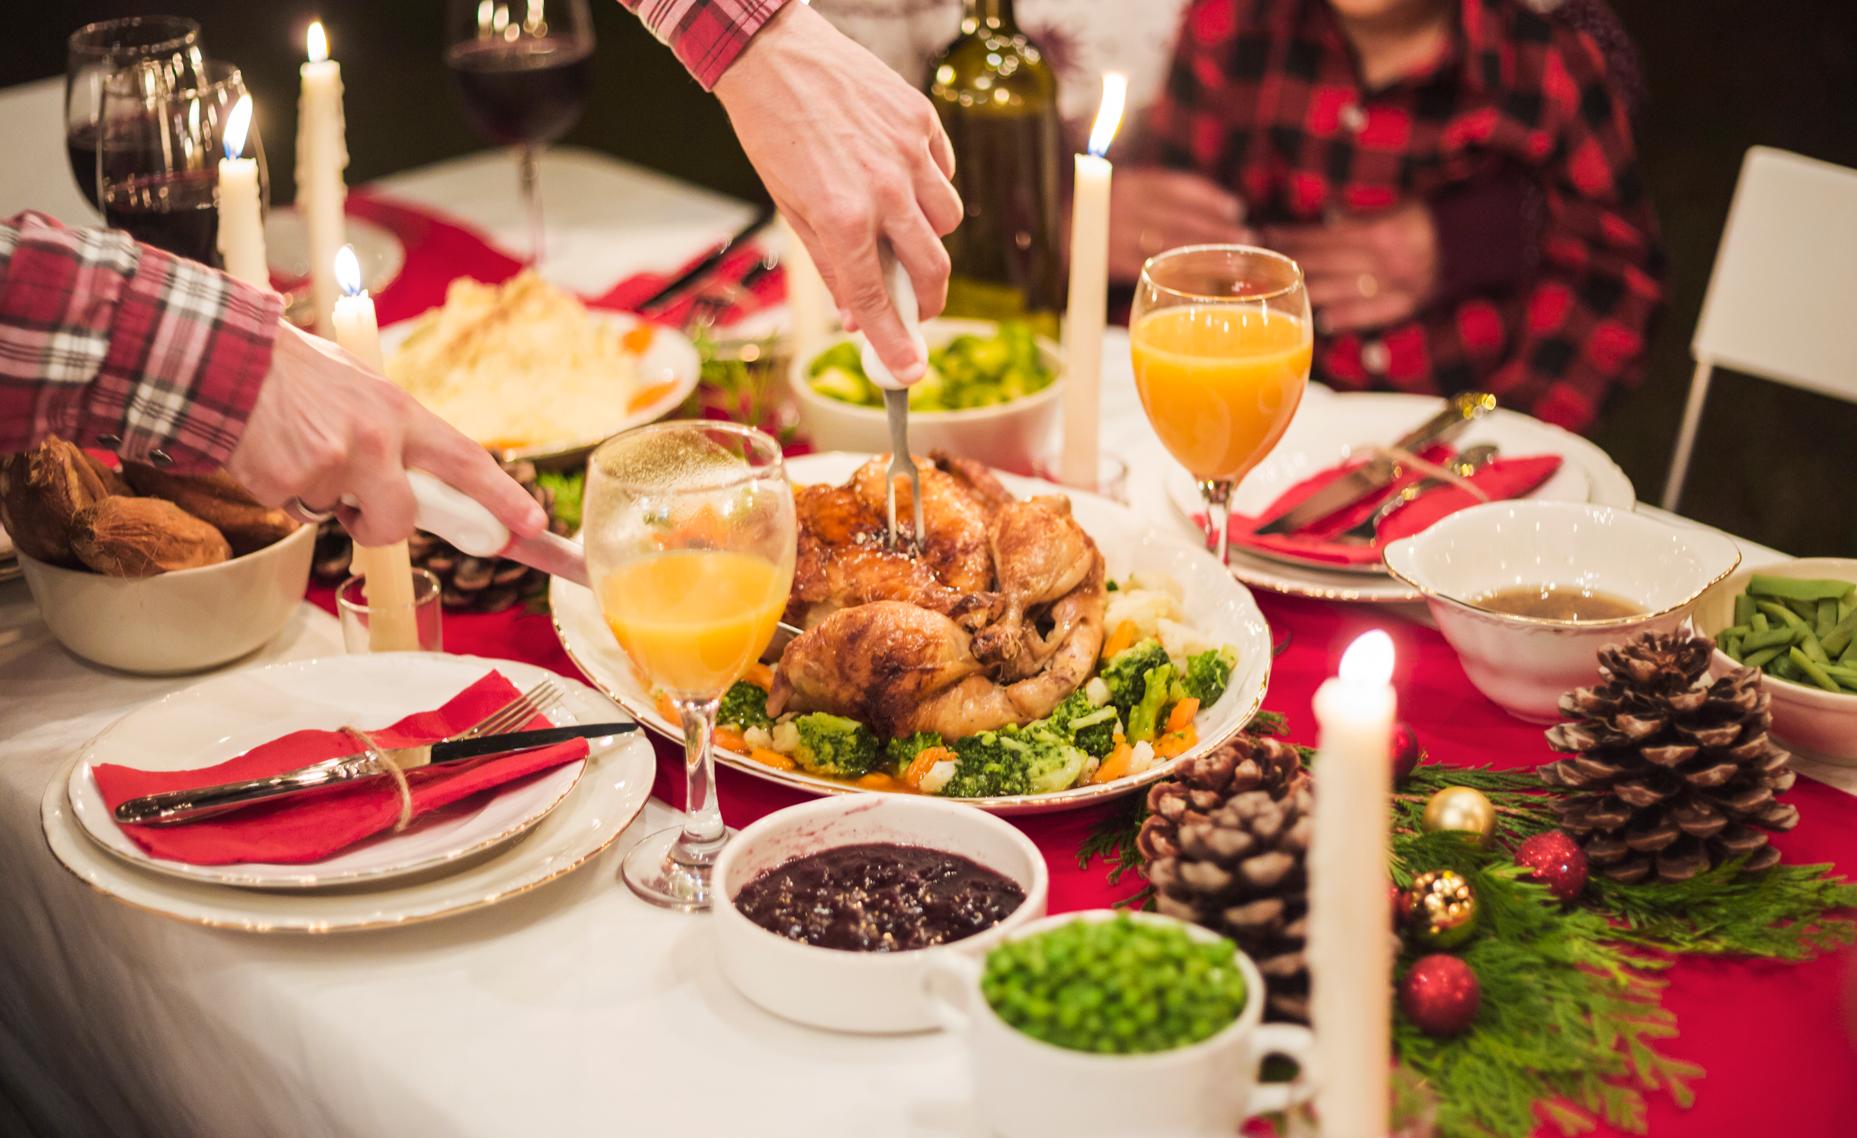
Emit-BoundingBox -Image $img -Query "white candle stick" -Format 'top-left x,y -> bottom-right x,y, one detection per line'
297,20 -> 349,337
1309,630 -> 1397,1138
778,212 -> 834,370
215,95 -> 268,287
329,245 -> 420,653
1060,72 -> 1127,491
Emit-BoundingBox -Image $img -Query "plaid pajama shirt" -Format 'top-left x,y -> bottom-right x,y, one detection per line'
620,0 -> 793,89
1150,0 -> 1665,432
0,212 -> 281,471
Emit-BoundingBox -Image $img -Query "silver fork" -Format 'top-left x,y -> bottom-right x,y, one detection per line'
450,678 -> 566,741
1337,444 -> 1500,544
883,393 -> 924,549
863,246 -> 926,549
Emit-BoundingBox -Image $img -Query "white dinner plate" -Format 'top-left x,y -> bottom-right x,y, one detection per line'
552,452 -> 1272,814
65,654 -> 606,890
42,656 -> 656,933
1164,393 -> 1636,603
378,308 -> 700,466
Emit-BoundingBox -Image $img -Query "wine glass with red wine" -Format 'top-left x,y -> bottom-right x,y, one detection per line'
98,62 -> 266,268
66,16 -> 207,214
444,0 -> 595,265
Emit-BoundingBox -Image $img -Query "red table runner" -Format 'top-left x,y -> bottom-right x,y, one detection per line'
316,195 -> 1857,1137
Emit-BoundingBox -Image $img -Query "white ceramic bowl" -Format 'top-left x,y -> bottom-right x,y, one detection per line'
1383,501 -> 1742,722
921,910 -> 1314,1138
1694,557 -> 1857,763
787,318 -> 1063,475
711,794 -> 1049,1033
16,522 -> 314,675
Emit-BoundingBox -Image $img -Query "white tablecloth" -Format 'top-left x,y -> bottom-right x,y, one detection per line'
0,118 -> 1837,1138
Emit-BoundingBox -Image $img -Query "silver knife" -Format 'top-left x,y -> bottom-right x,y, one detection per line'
1253,391 -> 1497,536
113,722 -> 636,826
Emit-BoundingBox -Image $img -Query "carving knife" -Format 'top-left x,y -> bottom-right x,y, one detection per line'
1252,391 -> 1497,536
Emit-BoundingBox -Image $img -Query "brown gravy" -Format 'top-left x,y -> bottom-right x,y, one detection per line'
1471,584 -> 1643,622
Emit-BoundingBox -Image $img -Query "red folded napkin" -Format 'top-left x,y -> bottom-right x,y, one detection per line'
90,672 -> 589,866
1224,448 -> 1565,567
597,243 -> 785,327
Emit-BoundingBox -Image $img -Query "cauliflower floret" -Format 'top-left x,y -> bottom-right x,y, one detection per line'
1104,588 -> 1179,641
1084,676 -> 1111,708
743,725 -> 774,751
918,760 -> 958,796
1125,571 -> 1186,602
770,718 -> 800,754
1126,740 -> 1159,776
1156,617 -> 1216,664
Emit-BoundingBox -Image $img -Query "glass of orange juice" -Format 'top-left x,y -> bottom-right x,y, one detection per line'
1130,245 -> 1313,565
584,421 -> 796,910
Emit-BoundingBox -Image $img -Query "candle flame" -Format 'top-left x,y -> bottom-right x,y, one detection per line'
222,94 -> 253,160
334,245 -> 363,296
1086,72 -> 1128,159
1338,629 -> 1395,687
307,20 -> 329,63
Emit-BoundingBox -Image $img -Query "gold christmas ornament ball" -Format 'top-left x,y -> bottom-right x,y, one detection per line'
1422,786 -> 1497,846
1404,869 -> 1479,950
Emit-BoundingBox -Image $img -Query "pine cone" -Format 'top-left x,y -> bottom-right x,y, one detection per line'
1540,630 -> 1799,884
1138,733 -> 1311,1021
310,461 -> 569,613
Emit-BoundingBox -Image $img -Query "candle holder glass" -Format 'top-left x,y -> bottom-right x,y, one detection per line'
1128,245 -> 1312,565
337,569 -> 445,654
97,60 -> 267,268
443,0 -> 595,265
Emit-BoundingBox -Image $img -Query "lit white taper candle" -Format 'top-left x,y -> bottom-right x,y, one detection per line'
215,94 -> 268,287
330,245 -> 419,652
1309,630 -> 1396,1138
297,20 -> 349,336
1059,72 -> 1127,490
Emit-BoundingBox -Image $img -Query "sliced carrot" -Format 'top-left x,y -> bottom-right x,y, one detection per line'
653,691 -> 678,722
626,379 -> 679,412
1102,620 -> 1140,661
903,745 -> 959,789
1165,697 -> 1200,736
741,661 -> 774,690
749,746 -> 797,771
1091,741 -> 1135,785
713,726 -> 748,753
1155,726 -> 1198,759
620,323 -> 657,353
856,772 -> 903,791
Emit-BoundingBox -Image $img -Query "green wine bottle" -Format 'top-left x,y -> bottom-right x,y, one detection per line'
928,0 -> 1062,338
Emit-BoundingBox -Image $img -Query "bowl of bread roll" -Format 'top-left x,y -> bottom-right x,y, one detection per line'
1,437 -> 313,674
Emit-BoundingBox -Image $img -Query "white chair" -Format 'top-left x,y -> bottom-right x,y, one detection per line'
1664,146 -> 1857,510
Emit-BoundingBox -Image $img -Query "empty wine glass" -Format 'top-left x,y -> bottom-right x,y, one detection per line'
97,61 -> 265,268
65,16 -> 206,214
584,421 -> 796,910
444,0 -> 595,264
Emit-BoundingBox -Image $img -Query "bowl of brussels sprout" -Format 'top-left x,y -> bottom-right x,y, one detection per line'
788,318 -> 1064,474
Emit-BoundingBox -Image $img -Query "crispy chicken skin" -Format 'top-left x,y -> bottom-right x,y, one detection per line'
969,495 -> 1097,679
787,482 -> 994,628
847,457 -> 994,594
767,600 -> 986,736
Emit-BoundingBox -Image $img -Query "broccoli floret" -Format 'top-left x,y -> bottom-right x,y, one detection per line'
1024,736 -> 1089,794
1100,639 -> 1172,717
1126,663 -> 1176,743
1180,648 -> 1237,707
717,681 -> 772,731
885,730 -> 945,774
1067,705 -> 1121,757
791,713 -> 881,778
938,731 -> 1033,798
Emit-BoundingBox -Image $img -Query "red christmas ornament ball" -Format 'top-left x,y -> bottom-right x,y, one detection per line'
1391,722 -> 1425,784
1400,954 -> 1481,1036
1514,829 -> 1589,902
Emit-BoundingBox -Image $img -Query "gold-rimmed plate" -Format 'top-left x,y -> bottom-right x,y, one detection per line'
551,452 -> 1271,815
41,655 -> 655,933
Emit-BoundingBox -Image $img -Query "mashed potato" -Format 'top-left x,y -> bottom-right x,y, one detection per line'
386,272 -> 654,451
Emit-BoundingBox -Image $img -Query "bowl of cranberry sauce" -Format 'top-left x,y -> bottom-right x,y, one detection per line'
713,795 -> 1049,1034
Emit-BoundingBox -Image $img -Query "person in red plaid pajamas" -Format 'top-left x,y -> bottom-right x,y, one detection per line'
1117,0 -> 1664,433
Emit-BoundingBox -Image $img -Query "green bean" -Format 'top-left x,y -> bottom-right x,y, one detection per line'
1717,623 -> 1751,641
1789,647 -> 1843,693
1819,600 -> 1839,638
1840,597 -> 1856,622
1741,645 -> 1786,669
1800,627 -> 1832,663
1741,625 -> 1803,652
1822,610 -> 1857,657
1772,654 -> 1802,680
1749,574 -> 1856,601
1819,662 -> 1857,683
1723,635 -> 1743,660
1734,594 -> 1757,626
1751,612 -> 1771,633
1842,639 -> 1857,667
1786,598 -> 1821,621
1756,601 -> 1806,629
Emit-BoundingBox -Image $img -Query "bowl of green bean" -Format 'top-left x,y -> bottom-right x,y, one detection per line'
1699,558 -> 1857,762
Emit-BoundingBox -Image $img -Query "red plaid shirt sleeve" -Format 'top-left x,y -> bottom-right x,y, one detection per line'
618,0 -> 793,90
0,212 -> 280,471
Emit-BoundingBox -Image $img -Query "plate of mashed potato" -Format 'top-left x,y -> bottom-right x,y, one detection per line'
382,272 -> 700,464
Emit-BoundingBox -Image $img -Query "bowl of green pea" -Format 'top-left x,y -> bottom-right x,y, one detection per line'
922,910 -> 1315,1138
1699,558 -> 1857,762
